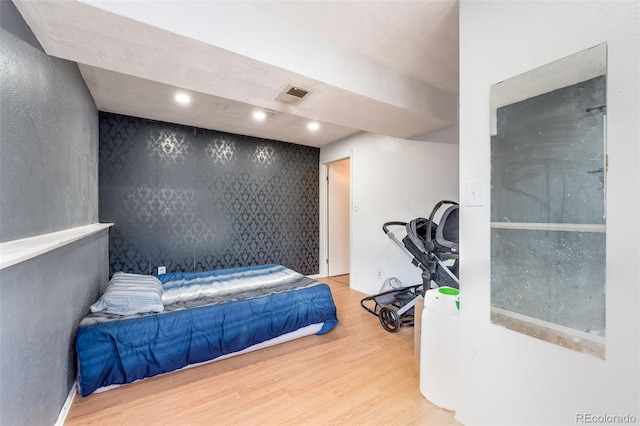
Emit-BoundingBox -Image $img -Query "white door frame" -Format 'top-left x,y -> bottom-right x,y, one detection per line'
318,155 -> 352,278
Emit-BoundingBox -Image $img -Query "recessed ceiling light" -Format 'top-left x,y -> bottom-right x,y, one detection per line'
252,110 -> 277,121
307,121 -> 320,131
175,93 -> 191,105
252,111 -> 267,121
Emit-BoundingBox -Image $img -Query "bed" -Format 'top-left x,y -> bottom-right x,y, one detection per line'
75,264 -> 339,397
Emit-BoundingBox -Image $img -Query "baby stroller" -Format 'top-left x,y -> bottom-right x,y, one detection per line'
360,279 -> 424,332
360,200 -> 459,332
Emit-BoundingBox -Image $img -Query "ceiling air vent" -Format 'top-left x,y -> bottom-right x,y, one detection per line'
275,84 -> 312,105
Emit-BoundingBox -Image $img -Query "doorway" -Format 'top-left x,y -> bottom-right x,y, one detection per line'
327,158 -> 350,277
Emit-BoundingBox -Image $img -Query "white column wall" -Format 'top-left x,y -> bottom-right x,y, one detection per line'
320,132 -> 459,295
458,1 -> 639,425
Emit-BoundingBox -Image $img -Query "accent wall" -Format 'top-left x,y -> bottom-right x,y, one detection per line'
99,112 -> 320,276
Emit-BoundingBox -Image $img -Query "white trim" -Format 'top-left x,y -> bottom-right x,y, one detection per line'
54,382 -> 77,426
490,222 -> 605,233
318,163 -> 328,277
320,152 -> 353,279
0,223 -> 113,270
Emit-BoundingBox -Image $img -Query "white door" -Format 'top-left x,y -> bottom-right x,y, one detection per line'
327,158 -> 350,276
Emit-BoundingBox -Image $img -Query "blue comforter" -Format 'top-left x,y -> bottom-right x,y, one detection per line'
76,265 -> 338,396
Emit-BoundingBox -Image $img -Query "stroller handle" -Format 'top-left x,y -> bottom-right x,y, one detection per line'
382,221 -> 407,235
426,200 -> 459,252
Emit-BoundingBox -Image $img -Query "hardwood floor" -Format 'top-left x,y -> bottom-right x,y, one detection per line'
65,276 -> 459,425
328,274 -> 350,285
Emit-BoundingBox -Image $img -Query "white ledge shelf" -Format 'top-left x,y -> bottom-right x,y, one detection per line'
0,223 -> 113,270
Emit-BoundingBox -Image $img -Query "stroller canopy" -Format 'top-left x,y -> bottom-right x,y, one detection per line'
435,205 -> 459,254
405,217 -> 435,263
405,203 -> 459,259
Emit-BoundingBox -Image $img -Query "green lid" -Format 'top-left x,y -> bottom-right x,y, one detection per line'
438,287 -> 459,296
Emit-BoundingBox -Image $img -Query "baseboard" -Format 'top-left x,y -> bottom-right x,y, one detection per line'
54,382 -> 77,426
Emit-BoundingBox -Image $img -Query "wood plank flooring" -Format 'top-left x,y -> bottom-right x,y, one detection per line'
65,276 -> 459,425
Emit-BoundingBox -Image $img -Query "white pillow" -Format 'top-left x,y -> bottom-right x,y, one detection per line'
90,272 -> 164,315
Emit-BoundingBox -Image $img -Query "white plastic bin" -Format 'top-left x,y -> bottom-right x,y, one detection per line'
419,286 -> 460,411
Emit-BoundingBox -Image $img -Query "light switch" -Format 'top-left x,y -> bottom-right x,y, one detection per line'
466,181 -> 483,206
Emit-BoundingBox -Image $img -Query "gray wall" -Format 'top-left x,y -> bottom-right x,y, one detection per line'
0,233 -> 109,425
100,112 -> 320,276
0,0 -> 98,242
0,1 -> 105,424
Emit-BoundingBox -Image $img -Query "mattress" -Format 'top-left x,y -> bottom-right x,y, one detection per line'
76,264 -> 338,396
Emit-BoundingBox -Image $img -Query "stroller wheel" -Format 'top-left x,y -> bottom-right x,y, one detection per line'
379,307 -> 401,332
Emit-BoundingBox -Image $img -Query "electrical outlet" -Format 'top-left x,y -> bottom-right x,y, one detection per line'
157,266 -> 166,275
377,269 -> 383,279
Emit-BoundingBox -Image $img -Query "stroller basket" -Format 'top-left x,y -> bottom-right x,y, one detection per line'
360,200 -> 460,332
360,284 -> 423,332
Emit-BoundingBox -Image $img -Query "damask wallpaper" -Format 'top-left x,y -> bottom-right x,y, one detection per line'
99,112 -> 320,276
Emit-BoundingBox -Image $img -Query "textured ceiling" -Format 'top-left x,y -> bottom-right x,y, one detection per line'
12,0 -> 459,147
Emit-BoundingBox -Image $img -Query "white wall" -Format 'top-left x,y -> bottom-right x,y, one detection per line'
458,1 -> 639,425
320,132 -> 459,295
